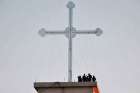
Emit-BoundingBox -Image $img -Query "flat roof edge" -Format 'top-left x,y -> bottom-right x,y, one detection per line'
34,82 -> 97,90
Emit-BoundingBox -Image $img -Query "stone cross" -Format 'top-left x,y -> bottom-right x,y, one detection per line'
38,1 -> 103,82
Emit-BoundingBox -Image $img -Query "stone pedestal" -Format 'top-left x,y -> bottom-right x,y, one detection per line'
34,82 -> 97,93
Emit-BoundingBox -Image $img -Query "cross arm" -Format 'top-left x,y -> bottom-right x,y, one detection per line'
74,28 -> 103,36
38,28 -> 66,37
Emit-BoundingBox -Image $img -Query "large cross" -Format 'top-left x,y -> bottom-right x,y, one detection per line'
38,1 -> 103,82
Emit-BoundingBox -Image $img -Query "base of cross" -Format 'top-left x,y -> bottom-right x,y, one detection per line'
34,82 -> 100,93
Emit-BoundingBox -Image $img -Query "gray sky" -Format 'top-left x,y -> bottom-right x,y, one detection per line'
0,0 -> 140,93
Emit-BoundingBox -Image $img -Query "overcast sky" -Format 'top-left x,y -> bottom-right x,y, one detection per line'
0,0 -> 140,93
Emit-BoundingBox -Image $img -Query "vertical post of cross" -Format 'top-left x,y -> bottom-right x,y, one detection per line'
67,1 -> 75,82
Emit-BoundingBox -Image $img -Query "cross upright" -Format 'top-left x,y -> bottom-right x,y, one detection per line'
38,1 -> 103,82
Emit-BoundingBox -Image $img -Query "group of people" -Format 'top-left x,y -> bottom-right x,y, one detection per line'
78,73 -> 96,82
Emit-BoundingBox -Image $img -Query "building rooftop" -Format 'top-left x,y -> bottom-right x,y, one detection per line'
34,82 -> 97,91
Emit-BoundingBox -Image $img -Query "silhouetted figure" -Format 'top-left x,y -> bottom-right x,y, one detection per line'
87,73 -> 92,82
78,76 -> 82,82
85,75 -> 88,82
82,74 -> 86,82
92,75 -> 96,82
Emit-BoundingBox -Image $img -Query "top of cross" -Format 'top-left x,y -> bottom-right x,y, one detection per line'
67,1 -> 75,8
